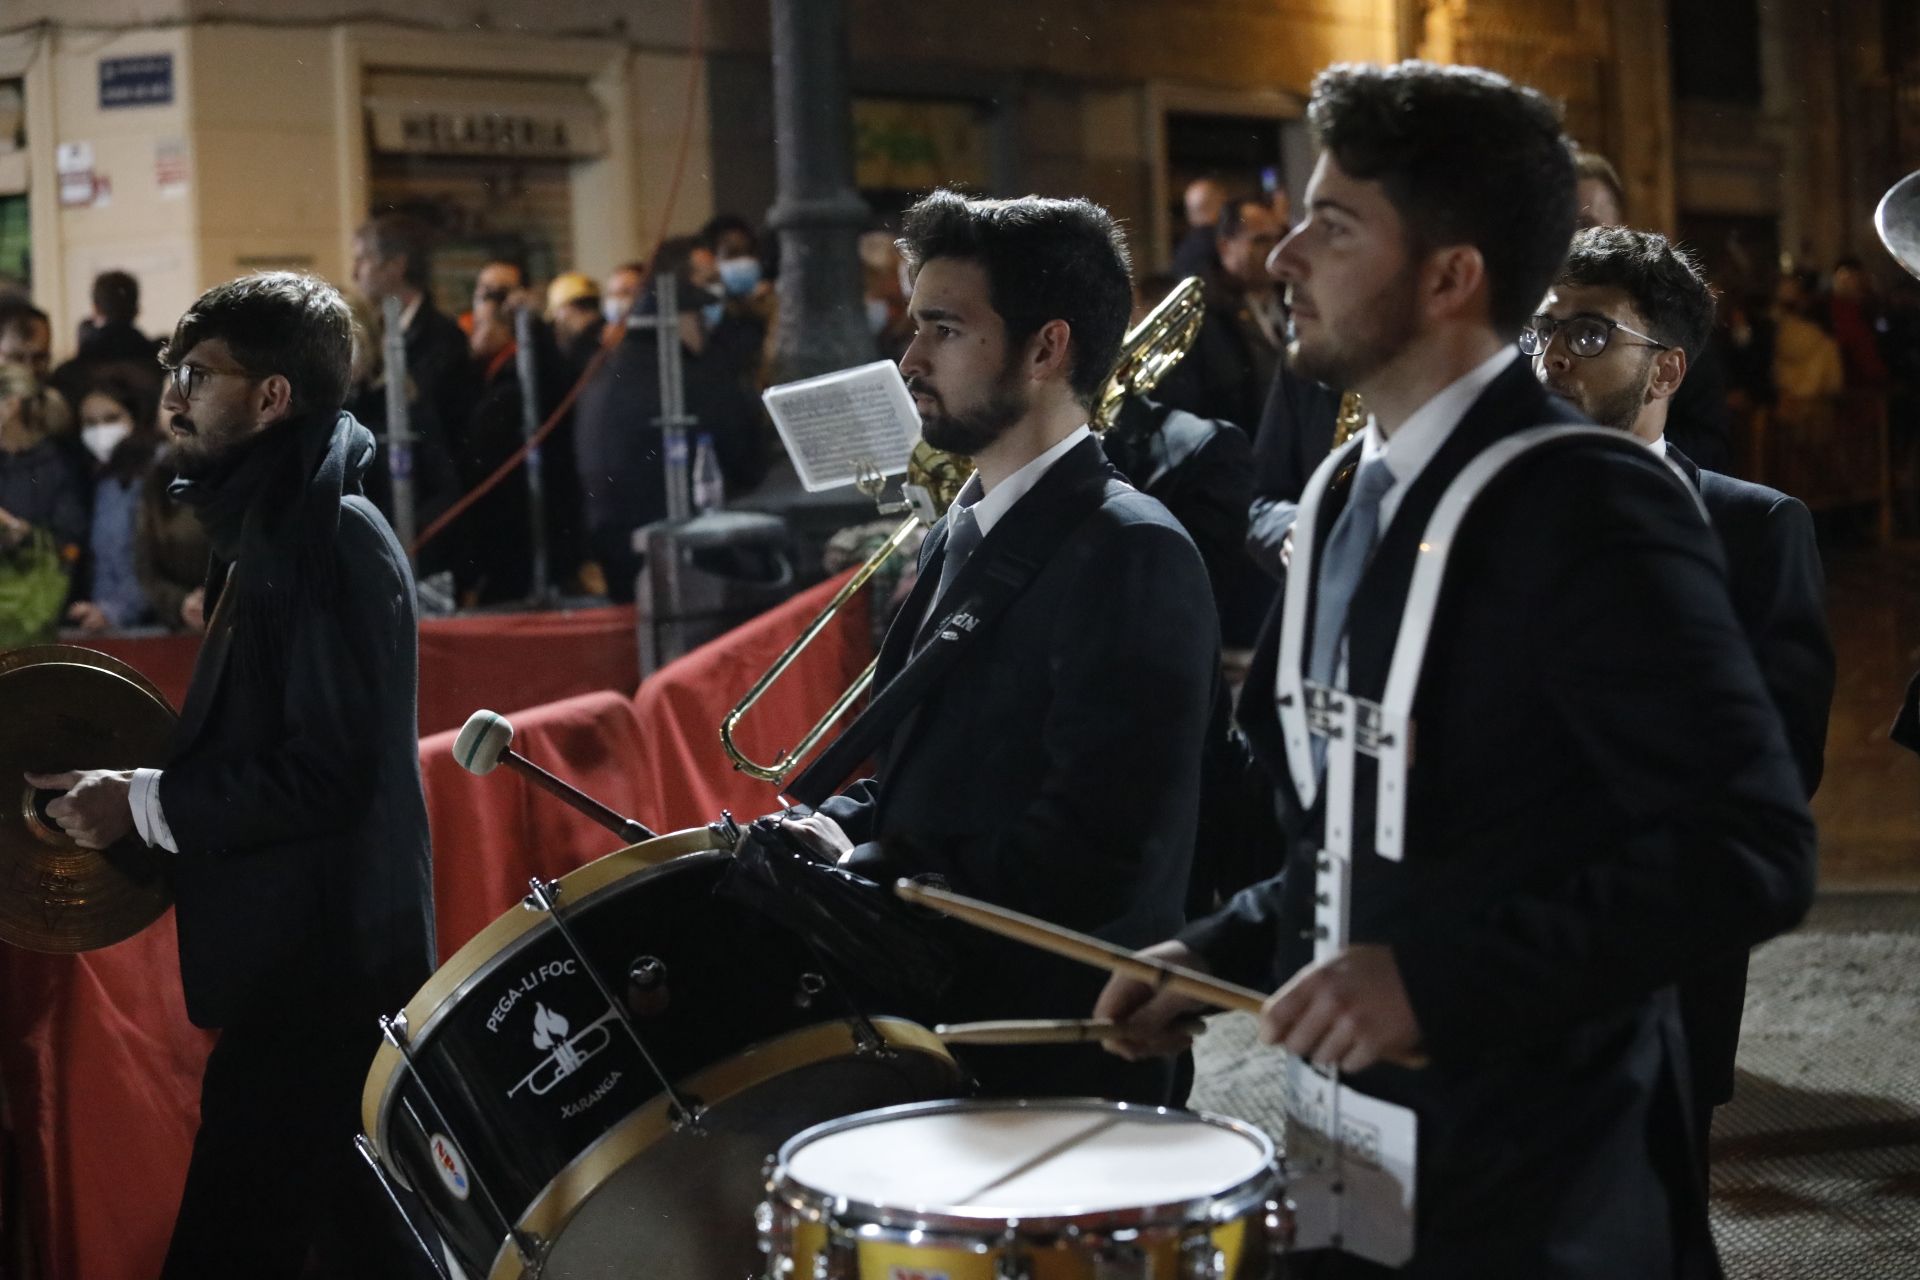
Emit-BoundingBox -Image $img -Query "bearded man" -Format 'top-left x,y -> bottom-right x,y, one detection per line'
779,189 -> 1220,1106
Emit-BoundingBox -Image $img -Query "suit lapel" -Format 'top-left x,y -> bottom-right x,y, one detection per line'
882,438 -> 1113,770
1343,359 -> 1578,697
169,563 -> 240,754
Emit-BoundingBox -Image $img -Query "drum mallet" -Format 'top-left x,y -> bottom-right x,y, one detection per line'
454,709 -> 658,843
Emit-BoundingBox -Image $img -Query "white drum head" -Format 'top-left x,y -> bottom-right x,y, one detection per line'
784,1102 -> 1271,1218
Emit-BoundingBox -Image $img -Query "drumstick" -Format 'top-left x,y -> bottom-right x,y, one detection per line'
935,1017 -> 1208,1046
899,880 -> 1431,1070
894,880 -> 1269,1014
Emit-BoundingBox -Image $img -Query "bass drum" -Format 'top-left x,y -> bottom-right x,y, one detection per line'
361,828 -> 962,1280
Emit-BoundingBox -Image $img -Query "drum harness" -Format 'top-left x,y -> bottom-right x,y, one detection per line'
1273,423 -> 1697,1263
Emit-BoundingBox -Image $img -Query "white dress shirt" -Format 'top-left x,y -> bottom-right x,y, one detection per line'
917,424 -> 1090,629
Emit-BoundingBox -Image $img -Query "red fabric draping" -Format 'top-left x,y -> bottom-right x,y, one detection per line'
0,583 -> 870,1280
0,915 -> 213,1280
419,689 -> 662,960
84,604 -> 640,738
629,568 -> 874,830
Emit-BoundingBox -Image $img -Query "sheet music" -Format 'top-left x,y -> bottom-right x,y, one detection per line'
1284,1054 -> 1417,1267
762,359 -> 923,493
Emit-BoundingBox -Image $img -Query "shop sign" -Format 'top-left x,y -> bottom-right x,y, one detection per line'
371,108 -> 602,159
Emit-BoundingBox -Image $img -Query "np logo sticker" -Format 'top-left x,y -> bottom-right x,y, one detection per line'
429,1133 -> 471,1201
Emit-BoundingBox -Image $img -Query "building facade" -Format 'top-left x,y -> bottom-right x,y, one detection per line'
0,0 -> 1912,351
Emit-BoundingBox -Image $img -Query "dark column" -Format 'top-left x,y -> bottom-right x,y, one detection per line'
766,0 -> 873,383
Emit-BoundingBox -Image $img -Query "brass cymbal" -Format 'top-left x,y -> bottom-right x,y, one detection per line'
0,651 -> 177,953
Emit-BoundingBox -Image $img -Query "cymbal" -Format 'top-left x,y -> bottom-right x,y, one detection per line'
1875,170 -> 1920,283
0,651 -> 177,953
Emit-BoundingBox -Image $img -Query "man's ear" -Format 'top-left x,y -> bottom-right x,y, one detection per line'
1420,245 -> 1489,325
1027,317 -> 1074,383
1646,346 -> 1688,402
255,374 -> 296,426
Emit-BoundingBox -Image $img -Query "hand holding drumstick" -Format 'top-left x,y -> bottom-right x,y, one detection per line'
895,880 -> 1427,1072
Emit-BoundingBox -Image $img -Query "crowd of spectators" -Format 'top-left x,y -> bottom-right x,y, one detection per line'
4,183 -> 1918,641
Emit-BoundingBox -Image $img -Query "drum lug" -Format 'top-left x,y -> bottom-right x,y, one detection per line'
794,972 -> 827,1010
814,1227 -> 857,1280
1089,1239 -> 1147,1278
670,1096 -> 709,1134
711,809 -> 742,849
1178,1226 -> 1226,1279
995,1226 -> 1032,1280
1263,1195 -> 1298,1261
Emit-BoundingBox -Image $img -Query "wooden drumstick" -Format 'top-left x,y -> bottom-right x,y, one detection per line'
895,879 -> 1430,1070
895,879 -> 1269,1014
935,1016 -> 1209,1046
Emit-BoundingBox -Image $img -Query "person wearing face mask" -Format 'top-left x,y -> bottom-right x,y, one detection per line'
687,215 -> 775,494
64,371 -> 164,632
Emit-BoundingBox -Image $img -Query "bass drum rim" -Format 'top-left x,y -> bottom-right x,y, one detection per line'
487,1015 -> 959,1280
360,825 -> 731,1155
766,1097 -> 1282,1241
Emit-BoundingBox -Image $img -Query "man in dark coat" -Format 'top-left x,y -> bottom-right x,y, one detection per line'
1533,225 -> 1834,1160
1097,64 -> 1816,1279
31,272 -> 435,1278
780,190 -> 1220,1107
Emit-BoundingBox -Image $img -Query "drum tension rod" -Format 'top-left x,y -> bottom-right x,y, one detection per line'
353,1135 -> 454,1280
378,1012 -> 547,1269
522,877 -> 707,1130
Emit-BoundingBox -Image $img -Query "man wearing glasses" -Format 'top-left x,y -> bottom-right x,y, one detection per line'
27,273 -> 435,1277
1530,225 -> 1834,1168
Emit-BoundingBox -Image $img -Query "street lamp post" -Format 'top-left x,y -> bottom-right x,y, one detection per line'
766,0 -> 873,384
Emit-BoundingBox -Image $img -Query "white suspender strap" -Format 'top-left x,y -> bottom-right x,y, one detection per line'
1275,436 -> 1366,813
1372,425 -> 1664,859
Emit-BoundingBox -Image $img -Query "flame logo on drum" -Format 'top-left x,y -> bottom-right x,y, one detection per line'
509,1000 -> 618,1100
531,1002 -> 570,1050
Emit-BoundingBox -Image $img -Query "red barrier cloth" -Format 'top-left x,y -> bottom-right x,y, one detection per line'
419,689 -> 661,960
1,587 -> 868,1280
629,569 -> 874,830
0,914 -> 214,1280
414,606 -> 639,738
83,604 -> 640,737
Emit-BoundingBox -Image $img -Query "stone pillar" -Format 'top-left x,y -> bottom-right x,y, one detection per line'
766,0 -> 873,384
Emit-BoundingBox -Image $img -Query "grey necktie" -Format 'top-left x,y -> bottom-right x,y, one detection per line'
1307,456 -> 1396,689
915,505 -> 983,652
931,505 -> 982,607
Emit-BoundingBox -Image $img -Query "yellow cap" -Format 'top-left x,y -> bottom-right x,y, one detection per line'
545,271 -> 599,316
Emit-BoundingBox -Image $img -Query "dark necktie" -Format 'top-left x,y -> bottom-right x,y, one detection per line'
1307,456 -> 1395,689
914,505 -> 982,652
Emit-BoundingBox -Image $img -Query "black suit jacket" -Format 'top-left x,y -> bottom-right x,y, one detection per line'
817,437 -> 1219,1103
160,495 -> 436,1030
1182,356 -> 1817,1279
1667,444 -> 1832,1113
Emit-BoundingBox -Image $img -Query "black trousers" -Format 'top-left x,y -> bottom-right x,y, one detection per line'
162,1004 -> 436,1280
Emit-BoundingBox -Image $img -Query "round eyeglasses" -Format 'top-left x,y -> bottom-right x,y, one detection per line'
1519,314 -> 1670,359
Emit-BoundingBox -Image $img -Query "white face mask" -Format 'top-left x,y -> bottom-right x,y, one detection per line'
603,296 -> 628,326
82,421 -> 131,463
865,297 -> 892,335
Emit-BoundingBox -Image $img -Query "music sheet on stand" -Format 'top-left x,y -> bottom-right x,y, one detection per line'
763,359 -> 922,493
1283,1053 -> 1417,1268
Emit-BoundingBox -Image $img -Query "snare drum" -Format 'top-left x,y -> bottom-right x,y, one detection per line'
360,828 -> 963,1280
761,1099 -> 1291,1278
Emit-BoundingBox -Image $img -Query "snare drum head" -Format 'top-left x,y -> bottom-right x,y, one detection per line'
780,1100 -> 1274,1224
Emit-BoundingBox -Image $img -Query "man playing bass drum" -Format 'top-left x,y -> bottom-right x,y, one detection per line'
781,190 -> 1220,1106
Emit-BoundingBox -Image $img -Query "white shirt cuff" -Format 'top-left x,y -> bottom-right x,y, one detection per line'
129,768 -> 179,854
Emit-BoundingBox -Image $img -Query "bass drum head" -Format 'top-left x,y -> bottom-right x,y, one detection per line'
498,1018 -> 961,1280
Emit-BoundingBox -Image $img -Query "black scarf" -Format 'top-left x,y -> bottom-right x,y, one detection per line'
169,409 -> 376,675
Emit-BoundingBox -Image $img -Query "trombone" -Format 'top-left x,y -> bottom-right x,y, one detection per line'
719,275 -> 1209,784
